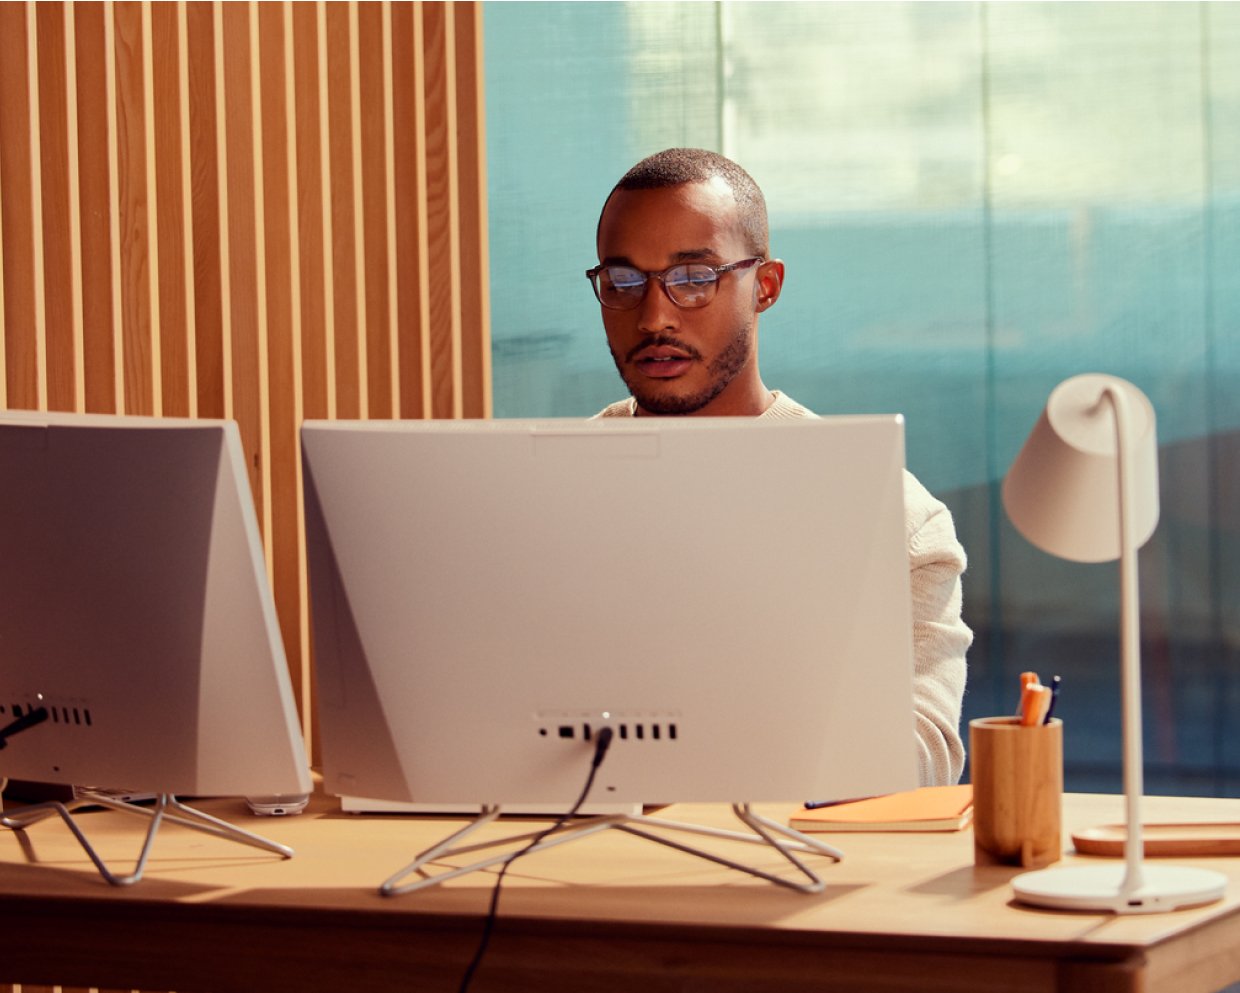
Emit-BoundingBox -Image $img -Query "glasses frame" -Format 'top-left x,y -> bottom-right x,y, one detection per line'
585,257 -> 765,311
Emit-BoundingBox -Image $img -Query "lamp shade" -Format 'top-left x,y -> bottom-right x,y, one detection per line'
1002,374 -> 1158,564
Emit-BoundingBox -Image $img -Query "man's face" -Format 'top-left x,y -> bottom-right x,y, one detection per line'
596,179 -> 777,416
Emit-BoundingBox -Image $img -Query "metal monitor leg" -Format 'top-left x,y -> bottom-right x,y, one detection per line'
1,793 -> 294,886
381,804 -> 843,896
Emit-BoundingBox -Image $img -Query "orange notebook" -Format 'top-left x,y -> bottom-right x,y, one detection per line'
789,784 -> 973,833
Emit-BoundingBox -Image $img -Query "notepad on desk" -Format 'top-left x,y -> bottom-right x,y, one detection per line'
790,784 -> 973,832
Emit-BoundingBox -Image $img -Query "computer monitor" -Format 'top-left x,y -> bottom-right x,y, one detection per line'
303,416 -> 918,810
0,411 -> 310,800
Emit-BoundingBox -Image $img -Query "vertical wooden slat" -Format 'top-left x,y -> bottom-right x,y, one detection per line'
150,0 -> 189,417
104,0 -> 124,411
178,0 -> 197,418
112,0 -> 154,415
284,0 -> 311,753
213,0 -> 234,420
454,1 -> 490,418
443,2 -> 463,418
64,2 -> 86,412
1,3 -> 37,411
326,0 -> 357,418
220,0 -> 264,519
393,0 -> 433,419
257,0 -> 306,746
248,0 -> 274,574
294,2 -> 328,425
0,105 -> 6,410
313,0 -> 336,421
358,0 -> 392,420
187,0 -> 222,419
423,1 -> 462,419
141,0 -> 161,416
348,0 -> 368,416
75,1 -> 117,414
36,1 -> 77,414
382,1 -> 399,417
27,1 -> 49,412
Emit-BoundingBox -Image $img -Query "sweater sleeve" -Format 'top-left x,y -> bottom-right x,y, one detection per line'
903,471 -> 971,786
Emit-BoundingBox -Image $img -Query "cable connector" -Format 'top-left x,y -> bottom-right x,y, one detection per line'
592,726 -> 614,767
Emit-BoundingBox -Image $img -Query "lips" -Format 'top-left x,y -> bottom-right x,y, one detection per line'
630,343 -> 698,379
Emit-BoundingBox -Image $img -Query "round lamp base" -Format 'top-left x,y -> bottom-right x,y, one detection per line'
1012,863 -> 1226,914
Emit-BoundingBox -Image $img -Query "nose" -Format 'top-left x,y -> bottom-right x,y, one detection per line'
635,276 -> 680,335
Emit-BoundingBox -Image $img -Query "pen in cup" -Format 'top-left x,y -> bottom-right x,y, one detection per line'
1019,681 -> 1051,726
1043,675 -> 1061,724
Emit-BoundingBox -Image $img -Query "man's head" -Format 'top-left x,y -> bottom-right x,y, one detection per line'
592,149 -> 784,417
601,148 -> 770,259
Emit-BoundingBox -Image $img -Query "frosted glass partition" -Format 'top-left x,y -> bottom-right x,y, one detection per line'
484,2 -> 1240,796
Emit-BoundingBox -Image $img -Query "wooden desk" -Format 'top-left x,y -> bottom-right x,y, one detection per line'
3,792 -> 1240,992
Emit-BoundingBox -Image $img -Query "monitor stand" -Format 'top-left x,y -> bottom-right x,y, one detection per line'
381,803 -> 844,896
1,792 -> 294,886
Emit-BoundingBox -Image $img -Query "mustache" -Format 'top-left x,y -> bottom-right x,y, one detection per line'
625,335 -> 703,364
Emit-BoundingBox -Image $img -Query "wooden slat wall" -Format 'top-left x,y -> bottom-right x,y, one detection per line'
0,1 -> 492,765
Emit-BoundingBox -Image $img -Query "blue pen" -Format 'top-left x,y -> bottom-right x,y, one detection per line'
1043,675 -> 1061,724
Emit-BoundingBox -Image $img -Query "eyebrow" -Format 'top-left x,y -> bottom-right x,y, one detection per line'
599,248 -> 721,268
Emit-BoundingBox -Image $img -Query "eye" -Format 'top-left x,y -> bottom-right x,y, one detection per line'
605,267 -> 645,292
668,264 -> 716,289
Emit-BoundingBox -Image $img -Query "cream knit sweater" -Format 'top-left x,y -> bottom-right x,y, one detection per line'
595,392 -> 971,786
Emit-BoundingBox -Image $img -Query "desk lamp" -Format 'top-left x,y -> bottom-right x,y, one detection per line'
1002,373 -> 1226,913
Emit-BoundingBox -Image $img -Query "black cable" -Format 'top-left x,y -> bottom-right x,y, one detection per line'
458,726 -> 614,993
0,707 -> 48,750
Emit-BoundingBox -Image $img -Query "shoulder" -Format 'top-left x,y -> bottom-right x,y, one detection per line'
759,392 -> 820,420
592,398 -> 638,419
903,470 -> 966,570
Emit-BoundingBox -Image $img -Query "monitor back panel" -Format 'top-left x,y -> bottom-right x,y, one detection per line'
0,412 -> 310,797
303,417 -> 918,805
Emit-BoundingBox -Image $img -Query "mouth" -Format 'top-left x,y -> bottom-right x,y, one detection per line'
629,343 -> 698,380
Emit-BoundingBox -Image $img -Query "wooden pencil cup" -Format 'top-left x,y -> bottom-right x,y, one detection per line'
969,716 -> 1063,868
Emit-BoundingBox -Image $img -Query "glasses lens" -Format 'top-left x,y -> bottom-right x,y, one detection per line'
597,267 -> 647,310
664,264 -> 718,308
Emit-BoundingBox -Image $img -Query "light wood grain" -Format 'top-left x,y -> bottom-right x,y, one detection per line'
76,1 -> 118,415
453,1 -> 490,420
393,0 -> 432,420
27,0 -> 49,413
152,0 -> 191,418
2,794 -> 1240,992
35,2 -> 75,414
1,2 -> 40,410
1074,822 -> 1240,857
112,0 -> 153,417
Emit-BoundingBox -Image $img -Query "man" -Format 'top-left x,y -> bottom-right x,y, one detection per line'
587,148 -> 970,786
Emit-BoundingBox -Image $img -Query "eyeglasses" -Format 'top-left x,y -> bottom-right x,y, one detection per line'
585,257 -> 764,311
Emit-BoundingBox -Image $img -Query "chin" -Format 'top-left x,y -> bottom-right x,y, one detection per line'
629,379 -> 726,416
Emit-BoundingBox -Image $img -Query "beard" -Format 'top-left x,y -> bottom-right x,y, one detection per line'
611,323 -> 754,416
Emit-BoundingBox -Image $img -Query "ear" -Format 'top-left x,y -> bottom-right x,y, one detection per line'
755,259 -> 784,313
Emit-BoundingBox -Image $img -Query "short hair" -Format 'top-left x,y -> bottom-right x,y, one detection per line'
602,148 -> 769,258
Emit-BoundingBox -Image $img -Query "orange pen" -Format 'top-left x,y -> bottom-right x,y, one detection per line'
1015,671 -> 1041,716
1020,682 -> 1052,727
